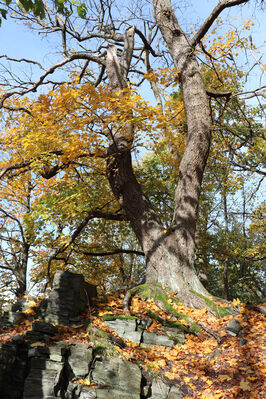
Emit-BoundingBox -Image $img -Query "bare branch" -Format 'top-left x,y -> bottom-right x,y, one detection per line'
230,161 -> 266,176
135,28 -> 158,58
234,86 -> 266,99
0,264 -> 12,271
94,64 -> 106,87
191,0 -> 250,47
120,26 -> 136,80
0,53 -> 106,108
206,89 -> 232,98
2,105 -> 33,116
74,248 -> 144,257
46,209 -> 128,282
0,161 -> 32,179
79,60 -> 89,83
0,55 -> 45,70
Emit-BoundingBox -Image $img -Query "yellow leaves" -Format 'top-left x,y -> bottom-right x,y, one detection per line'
98,311 -> 109,316
164,371 -> 176,380
144,67 -> 180,88
23,308 -> 36,316
155,358 -> 166,368
247,375 -> 257,382
203,347 -> 213,354
239,378 -> 251,391
232,298 -> 241,306
74,378 -> 91,386
217,374 -> 231,383
151,358 -> 167,370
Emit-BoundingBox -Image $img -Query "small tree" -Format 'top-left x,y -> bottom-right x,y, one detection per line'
0,173 -> 34,297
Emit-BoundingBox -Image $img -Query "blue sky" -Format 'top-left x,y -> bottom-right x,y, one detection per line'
1,0 -> 265,71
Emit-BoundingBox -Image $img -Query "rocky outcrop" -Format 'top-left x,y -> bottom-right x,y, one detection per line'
23,342 -> 183,398
0,338 -> 184,399
0,271 -> 187,399
104,317 -> 185,347
45,270 -> 97,325
0,339 -> 28,399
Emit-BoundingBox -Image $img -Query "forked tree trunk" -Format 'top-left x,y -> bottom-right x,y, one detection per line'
105,24 -> 210,309
104,0 -> 252,309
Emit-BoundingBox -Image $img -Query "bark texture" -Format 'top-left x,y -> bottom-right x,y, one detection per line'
106,0 -> 248,308
14,242 -> 29,297
105,23 -> 209,308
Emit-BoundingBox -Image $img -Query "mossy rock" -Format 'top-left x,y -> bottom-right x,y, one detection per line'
128,283 -> 202,334
190,290 -> 233,317
145,310 -> 188,332
102,313 -> 137,321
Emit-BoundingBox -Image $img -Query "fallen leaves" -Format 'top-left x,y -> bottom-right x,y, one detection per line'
1,292 -> 265,399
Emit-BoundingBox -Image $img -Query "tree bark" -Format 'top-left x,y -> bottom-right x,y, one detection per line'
105,24 -> 209,309
14,242 -> 29,297
106,0 -> 248,309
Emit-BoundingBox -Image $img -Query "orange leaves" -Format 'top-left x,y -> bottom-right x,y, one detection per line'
23,308 -> 36,316
164,371 -> 176,380
1,291 -> 265,398
72,378 -> 100,388
217,374 -> 231,383
75,378 -> 91,386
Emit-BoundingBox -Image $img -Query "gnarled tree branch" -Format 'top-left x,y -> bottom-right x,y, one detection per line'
191,0 -> 250,47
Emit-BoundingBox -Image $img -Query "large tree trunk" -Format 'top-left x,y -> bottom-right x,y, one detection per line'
105,25 -> 210,308
150,0 -> 213,298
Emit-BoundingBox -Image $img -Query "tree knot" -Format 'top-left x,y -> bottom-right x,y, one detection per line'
163,9 -> 171,19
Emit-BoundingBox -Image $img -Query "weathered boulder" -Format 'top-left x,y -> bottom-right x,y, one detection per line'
45,270 -> 97,325
31,320 -> 58,335
104,318 -> 142,344
142,331 -> 173,348
24,344 -> 70,399
104,316 -> 184,348
226,319 -> 242,336
0,271 -> 187,398
23,368 -> 62,399
49,342 -> 69,362
68,343 -> 93,377
168,386 -> 184,399
91,356 -> 142,395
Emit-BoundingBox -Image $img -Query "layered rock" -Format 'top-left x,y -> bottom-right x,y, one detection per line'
45,270 -> 97,325
0,271 -> 187,398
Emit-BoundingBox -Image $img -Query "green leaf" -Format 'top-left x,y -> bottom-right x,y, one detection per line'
33,0 -> 45,19
77,3 -> 87,19
55,0 -> 70,16
16,0 -> 33,12
0,8 -> 7,19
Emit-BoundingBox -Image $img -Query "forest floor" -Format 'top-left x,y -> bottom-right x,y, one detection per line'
0,290 -> 265,399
